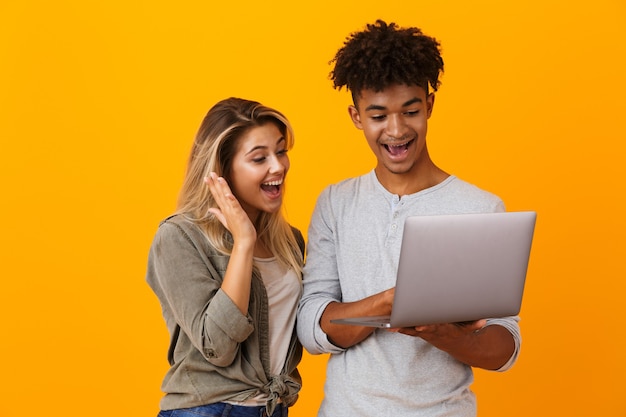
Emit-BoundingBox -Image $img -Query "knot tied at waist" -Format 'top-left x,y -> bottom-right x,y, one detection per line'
263,374 -> 300,415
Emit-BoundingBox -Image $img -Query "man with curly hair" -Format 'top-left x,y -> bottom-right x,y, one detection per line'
297,20 -> 521,416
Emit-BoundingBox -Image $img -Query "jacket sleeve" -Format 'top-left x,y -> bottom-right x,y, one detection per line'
148,221 -> 254,367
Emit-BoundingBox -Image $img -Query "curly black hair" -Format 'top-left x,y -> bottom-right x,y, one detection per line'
330,20 -> 444,100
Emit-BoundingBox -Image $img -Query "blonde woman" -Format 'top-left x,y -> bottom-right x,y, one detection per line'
147,97 -> 304,417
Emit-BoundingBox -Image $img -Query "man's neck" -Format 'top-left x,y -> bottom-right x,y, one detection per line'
375,164 -> 449,197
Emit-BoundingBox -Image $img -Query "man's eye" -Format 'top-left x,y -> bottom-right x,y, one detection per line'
405,110 -> 419,116
371,115 -> 386,121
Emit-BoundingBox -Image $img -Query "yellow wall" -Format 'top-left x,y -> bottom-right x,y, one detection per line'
1,1 -> 625,416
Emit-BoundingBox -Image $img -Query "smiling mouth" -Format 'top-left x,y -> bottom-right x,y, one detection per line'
261,179 -> 283,194
383,138 -> 415,156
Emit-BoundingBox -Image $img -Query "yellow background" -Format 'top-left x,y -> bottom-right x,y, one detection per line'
1,1 -> 625,416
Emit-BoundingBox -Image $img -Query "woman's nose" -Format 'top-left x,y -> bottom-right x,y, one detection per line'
268,155 -> 287,174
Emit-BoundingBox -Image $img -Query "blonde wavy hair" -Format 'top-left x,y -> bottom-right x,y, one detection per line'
176,97 -> 303,275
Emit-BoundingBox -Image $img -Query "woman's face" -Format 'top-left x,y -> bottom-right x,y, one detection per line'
228,122 -> 290,222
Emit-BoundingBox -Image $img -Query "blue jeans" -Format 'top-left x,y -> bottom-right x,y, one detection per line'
157,402 -> 288,417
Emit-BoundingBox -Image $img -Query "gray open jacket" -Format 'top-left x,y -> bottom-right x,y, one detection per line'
146,214 -> 304,413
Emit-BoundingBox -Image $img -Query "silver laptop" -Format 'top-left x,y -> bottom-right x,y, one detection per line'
331,211 -> 537,328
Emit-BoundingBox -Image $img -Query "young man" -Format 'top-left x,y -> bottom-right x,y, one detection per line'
297,20 -> 521,416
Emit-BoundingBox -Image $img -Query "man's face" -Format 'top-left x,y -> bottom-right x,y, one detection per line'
349,83 -> 434,179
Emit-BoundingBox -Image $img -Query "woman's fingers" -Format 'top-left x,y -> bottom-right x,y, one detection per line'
204,173 -> 256,243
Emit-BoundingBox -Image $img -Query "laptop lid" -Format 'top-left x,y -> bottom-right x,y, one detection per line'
331,211 -> 536,328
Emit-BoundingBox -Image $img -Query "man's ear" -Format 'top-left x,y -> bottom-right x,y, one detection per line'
348,105 -> 363,129
426,93 -> 435,118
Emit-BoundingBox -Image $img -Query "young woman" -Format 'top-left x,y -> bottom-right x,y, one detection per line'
146,97 -> 304,417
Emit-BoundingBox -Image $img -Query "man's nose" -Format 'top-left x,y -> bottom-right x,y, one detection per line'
385,114 -> 409,139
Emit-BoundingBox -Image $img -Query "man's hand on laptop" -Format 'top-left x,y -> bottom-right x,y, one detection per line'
389,319 -> 487,339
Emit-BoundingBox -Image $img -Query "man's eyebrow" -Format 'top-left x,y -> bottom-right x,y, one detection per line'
402,97 -> 423,107
364,97 -> 423,112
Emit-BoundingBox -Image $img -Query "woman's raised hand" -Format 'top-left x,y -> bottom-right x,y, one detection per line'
205,172 -> 256,246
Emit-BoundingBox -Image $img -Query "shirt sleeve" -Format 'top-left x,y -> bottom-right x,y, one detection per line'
487,198 -> 521,371
149,221 -> 254,367
484,316 -> 522,371
297,187 -> 346,355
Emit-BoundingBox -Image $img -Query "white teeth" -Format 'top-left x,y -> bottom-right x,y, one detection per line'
263,180 -> 283,186
384,139 -> 415,151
